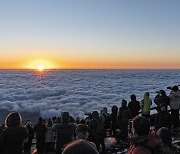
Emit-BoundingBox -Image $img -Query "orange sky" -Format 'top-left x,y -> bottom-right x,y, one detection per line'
0,1 -> 180,70
0,50 -> 180,69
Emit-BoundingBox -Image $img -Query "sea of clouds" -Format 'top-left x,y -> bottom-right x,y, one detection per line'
0,69 -> 179,122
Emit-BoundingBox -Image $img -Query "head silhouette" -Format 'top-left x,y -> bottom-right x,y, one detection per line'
62,139 -> 99,154
5,112 -> 22,127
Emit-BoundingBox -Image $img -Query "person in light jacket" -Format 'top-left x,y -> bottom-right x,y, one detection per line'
169,85 -> 180,128
141,92 -> 152,119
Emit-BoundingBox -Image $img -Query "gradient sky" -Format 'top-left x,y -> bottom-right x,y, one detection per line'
0,0 -> 180,69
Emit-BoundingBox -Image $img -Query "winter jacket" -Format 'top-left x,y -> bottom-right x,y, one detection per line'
128,133 -> 162,154
155,111 -> 172,129
53,123 -> 75,152
169,90 -> 180,109
0,126 -> 27,154
141,93 -> 152,114
128,100 -> 141,118
45,126 -> 54,143
118,106 -> 130,124
34,122 -> 47,138
154,95 -> 170,107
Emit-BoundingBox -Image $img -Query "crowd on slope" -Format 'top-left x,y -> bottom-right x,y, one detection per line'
0,85 -> 180,154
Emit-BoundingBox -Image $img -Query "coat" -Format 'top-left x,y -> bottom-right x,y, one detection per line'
0,126 -> 27,154
169,90 -> 180,110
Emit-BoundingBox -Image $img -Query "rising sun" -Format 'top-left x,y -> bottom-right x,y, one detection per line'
37,65 -> 44,71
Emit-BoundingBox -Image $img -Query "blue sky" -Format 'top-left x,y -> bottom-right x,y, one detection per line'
0,0 -> 180,69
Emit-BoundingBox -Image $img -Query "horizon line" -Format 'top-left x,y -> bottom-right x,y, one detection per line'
0,68 -> 180,71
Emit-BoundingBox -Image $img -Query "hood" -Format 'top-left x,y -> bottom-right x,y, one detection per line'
144,92 -> 150,99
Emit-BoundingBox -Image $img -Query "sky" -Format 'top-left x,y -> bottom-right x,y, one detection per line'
0,0 -> 180,69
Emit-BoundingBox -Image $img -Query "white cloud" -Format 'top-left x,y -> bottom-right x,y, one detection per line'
0,70 -> 179,122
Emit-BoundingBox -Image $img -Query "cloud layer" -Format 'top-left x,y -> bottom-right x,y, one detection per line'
0,70 -> 179,122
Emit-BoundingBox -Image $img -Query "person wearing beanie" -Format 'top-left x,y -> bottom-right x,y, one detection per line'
0,112 -> 27,154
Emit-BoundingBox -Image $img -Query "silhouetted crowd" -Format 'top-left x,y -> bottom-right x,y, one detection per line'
0,85 -> 180,154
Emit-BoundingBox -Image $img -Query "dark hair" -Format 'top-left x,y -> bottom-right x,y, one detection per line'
79,119 -> 86,124
122,99 -> 127,106
130,94 -> 136,100
62,139 -> 99,154
112,106 -> 118,113
5,112 -> 22,127
132,116 -> 150,136
61,112 -> 70,124
172,85 -> 179,92
91,111 -> 99,119
159,90 -> 166,96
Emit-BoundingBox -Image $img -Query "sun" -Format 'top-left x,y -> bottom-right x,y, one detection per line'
37,65 -> 44,71
25,59 -> 59,70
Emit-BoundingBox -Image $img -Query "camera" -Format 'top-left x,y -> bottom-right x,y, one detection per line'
167,85 -> 180,90
167,86 -> 172,90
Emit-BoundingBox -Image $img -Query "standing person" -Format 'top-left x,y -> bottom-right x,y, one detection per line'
45,118 -> 54,152
24,120 -> 34,154
118,99 -> 130,140
169,85 -> 180,128
89,111 -> 106,154
154,90 -> 170,111
100,107 -> 111,134
128,94 -> 141,119
0,112 -> 27,154
141,92 -> 152,119
34,117 -> 47,154
110,105 -> 119,137
53,112 -> 75,154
